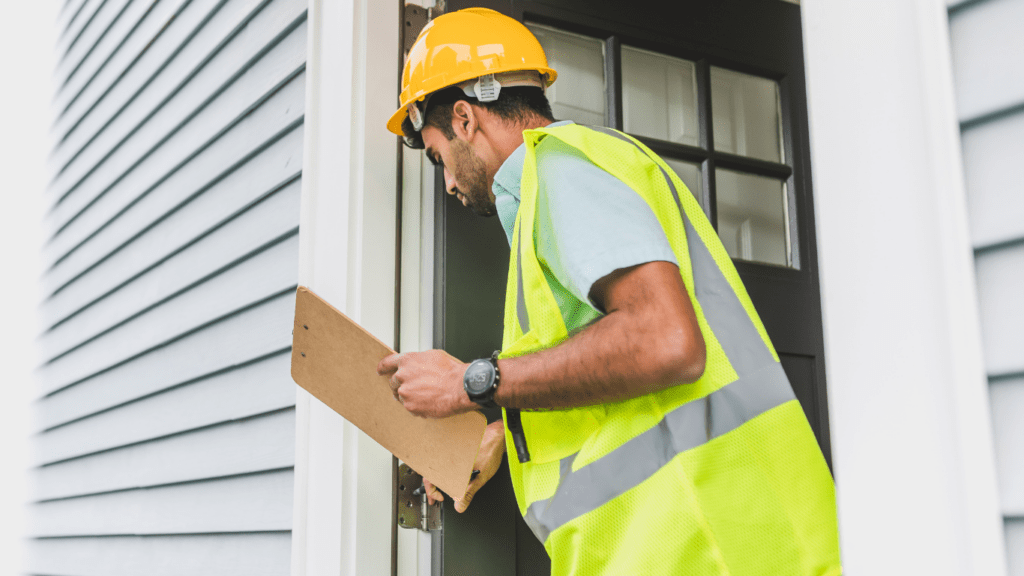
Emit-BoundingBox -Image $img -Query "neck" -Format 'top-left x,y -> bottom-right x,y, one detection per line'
494,116 -> 554,163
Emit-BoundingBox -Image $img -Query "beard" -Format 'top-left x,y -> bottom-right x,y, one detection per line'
449,139 -> 496,217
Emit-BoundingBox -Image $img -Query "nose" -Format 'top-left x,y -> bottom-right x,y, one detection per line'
444,167 -> 457,195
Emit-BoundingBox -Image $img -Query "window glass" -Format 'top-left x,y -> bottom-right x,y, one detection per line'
715,169 -> 790,266
711,67 -> 783,163
622,46 -> 699,146
663,157 -> 702,203
526,24 -> 606,126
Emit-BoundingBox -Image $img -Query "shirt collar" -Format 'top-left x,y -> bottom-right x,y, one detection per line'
492,120 -> 575,202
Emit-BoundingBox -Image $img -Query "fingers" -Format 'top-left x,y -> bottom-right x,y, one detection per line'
377,353 -> 401,376
423,479 -> 443,505
454,484 -> 475,513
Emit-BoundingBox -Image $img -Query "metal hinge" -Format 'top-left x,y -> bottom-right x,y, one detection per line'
397,463 -> 442,531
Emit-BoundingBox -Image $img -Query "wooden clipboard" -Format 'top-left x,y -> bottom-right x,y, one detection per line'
290,286 -> 487,497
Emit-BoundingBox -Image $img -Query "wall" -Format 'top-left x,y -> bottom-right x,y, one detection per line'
802,0 -> 1004,574
948,0 -> 1024,573
27,0 -> 307,573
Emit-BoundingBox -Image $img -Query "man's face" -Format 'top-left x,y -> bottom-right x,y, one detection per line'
422,125 -> 497,217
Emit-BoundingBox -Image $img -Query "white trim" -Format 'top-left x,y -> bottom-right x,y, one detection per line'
803,0 -> 1005,574
291,0 -> 400,574
395,131 -> 438,576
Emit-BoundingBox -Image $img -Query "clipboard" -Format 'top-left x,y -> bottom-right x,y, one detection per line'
290,286 -> 487,498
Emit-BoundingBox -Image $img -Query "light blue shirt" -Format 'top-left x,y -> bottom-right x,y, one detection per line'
492,121 -> 678,332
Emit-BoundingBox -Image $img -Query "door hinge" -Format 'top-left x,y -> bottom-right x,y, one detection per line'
397,463 -> 442,531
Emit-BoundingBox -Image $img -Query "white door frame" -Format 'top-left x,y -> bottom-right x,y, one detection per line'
290,0 -> 401,574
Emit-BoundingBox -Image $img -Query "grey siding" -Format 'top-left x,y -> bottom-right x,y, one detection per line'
949,0 -> 1024,573
30,0 -> 306,573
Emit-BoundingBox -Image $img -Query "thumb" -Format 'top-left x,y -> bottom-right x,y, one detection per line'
454,483 -> 479,513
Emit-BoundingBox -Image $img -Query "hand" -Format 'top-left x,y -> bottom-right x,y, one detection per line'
422,420 -> 507,512
377,349 -> 476,418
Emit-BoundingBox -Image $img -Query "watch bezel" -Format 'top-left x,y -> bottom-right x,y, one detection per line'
463,359 -> 496,396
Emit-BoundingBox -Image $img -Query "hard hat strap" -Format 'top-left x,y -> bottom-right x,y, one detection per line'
458,70 -> 547,102
406,70 -> 547,133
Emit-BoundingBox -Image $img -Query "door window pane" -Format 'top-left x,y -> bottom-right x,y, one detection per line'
716,169 -> 789,266
526,24 -> 606,126
663,157 -> 702,203
622,46 -> 699,146
711,67 -> 783,163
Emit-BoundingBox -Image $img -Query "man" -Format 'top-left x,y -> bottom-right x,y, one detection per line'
377,8 -> 841,576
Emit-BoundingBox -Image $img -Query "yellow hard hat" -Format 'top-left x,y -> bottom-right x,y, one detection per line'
386,8 -> 558,136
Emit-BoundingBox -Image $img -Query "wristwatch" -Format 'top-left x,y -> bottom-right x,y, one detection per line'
463,350 -> 501,409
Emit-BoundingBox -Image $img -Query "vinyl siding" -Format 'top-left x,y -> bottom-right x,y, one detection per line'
949,0 -> 1024,573
29,0 -> 306,573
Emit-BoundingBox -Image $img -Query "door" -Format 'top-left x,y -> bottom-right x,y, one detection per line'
433,1 -> 829,574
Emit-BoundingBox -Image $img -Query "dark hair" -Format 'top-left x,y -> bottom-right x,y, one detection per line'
401,85 -> 555,149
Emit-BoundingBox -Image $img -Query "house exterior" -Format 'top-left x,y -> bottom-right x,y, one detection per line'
24,0 -> 1023,575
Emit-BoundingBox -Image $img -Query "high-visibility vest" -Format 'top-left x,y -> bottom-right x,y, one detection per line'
499,123 -> 842,576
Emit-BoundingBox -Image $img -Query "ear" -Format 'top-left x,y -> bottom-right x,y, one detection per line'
451,100 -> 479,141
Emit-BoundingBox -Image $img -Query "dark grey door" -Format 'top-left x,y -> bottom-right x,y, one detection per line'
433,1 -> 828,574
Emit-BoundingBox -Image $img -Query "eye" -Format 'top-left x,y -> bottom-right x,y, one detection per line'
428,153 -> 443,168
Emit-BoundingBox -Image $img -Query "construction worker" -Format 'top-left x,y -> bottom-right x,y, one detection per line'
377,7 -> 841,575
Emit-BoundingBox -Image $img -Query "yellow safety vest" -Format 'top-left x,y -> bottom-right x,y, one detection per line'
500,124 -> 842,576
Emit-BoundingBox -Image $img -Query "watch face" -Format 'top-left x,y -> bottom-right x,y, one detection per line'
465,361 -> 495,395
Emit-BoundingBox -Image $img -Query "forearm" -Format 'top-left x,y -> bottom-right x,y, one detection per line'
495,301 -> 705,410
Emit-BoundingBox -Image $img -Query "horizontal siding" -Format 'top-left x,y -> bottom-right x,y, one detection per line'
1009,518 -> 1024,576
53,0 -> 133,93
40,127 -> 302,332
974,243 -> 1024,376
27,533 -> 292,576
34,409 -> 295,501
38,226 -> 298,399
950,2 -> 1024,573
37,291 -> 294,416
33,0 -> 306,571
29,469 -> 293,536
46,0 -> 304,232
949,0 -> 1024,122
35,352 -> 294,465
52,0 -> 208,162
43,65 -> 305,303
990,376 -> 1024,516
960,110 -> 1024,247
52,0 -> 187,138
55,0 -> 105,69
45,12 -> 307,283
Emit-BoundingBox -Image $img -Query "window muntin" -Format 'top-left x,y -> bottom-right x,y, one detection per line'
524,22 -> 797,268
526,23 -> 606,126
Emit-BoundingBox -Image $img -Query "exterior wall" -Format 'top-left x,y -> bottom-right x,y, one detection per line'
948,0 -> 1024,573
28,0 -> 307,573
802,1 -> 1005,574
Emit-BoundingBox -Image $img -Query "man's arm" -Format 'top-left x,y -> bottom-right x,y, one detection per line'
497,260 -> 705,409
377,259 -> 705,417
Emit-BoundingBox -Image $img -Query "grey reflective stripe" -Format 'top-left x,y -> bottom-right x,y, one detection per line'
520,126 -> 796,543
516,222 -> 530,334
525,363 -> 794,542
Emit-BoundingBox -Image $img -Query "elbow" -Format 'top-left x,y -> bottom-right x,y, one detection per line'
653,324 -> 706,386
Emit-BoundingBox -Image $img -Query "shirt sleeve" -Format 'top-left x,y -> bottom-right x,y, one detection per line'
533,135 -> 679,311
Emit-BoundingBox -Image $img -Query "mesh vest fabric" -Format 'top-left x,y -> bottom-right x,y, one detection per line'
498,124 -> 841,575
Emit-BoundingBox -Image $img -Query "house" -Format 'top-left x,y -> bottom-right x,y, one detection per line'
25,0 -> 1023,574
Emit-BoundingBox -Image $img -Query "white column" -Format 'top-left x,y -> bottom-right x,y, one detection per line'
291,0 -> 400,574
802,1 -> 1005,574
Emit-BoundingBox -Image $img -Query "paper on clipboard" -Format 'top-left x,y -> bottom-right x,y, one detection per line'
290,286 -> 487,498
